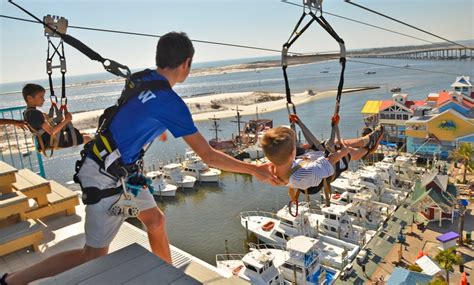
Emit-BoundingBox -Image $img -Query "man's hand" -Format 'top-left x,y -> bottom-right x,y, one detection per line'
253,162 -> 285,186
64,112 -> 73,122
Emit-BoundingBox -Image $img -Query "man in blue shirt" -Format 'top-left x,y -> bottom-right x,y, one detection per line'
3,32 -> 282,285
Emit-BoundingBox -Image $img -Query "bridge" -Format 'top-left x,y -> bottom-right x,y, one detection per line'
352,45 -> 473,60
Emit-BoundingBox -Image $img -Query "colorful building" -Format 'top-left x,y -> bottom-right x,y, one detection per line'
361,93 -> 424,146
411,170 -> 457,226
405,77 -> 474,158
361,76 -> 474,157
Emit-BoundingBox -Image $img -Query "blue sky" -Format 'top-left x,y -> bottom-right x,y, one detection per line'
1,0 -> 473,83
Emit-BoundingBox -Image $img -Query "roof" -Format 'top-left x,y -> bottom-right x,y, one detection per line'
411,179 -> 427,202
451,76 -> 472,88
380,100 -> 394,111
361,100 -> 382,114
457,133 -> 474,143
436,231 -> 459,242
387,267 -> 432,285
416,255 -> 441,276
436,91 -> 451,106
286,236 -> 318,253
421,170 -> 439,188
433,175 -> 448,191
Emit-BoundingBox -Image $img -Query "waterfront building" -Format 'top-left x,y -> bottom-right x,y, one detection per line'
410,170 -> 457,226
361,93 -> 424,147
405,79 -> 474,158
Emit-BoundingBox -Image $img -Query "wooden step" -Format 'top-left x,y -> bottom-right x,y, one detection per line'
0,161 -> 17,194
42,243 -> 201,285
0,219 -> 43,256
13,169 -> 51,207
0,191 -> 28,221
25,180 -> 79,220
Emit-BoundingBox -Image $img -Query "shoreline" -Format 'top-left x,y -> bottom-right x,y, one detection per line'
0,86 -> 378,158
72,86 -> 379,130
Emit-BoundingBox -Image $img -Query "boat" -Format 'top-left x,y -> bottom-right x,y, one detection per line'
390,87 -> 401,93
181,150 -> 221,182
216,235 -> 338,284
364,71 -> 376,75
305,204 -> 376,244
239,203 -> 360,268
161,163 -> 196,188
145,170 -> 178,197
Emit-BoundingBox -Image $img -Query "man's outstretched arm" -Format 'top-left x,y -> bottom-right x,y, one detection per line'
183,132 -> 284,186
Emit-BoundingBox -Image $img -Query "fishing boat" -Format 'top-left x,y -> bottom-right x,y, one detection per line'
364,70 -> 376,75
161,163 -> 196,188
145,170 -> 178,197
180,150 -> 221,182
216,235 -> 338,284
390,87 -> 401,93
239,202 -> 360,268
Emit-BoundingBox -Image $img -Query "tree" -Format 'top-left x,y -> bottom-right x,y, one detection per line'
449,143 -> 474,184
434,248 -> 462,284
428,277 -> 448,285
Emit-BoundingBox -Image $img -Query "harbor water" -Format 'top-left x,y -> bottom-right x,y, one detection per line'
1,58 -> 472,264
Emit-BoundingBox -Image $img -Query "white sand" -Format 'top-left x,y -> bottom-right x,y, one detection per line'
72,86 -> 376,129
0,86 -> 376,153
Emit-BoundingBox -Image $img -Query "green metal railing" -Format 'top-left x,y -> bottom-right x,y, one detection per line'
0,106 -> 45,177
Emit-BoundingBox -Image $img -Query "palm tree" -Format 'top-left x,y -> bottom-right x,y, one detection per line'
449,143 -> 474,184
434,248 -> 462,283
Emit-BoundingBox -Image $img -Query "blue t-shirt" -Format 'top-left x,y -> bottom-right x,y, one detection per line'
108,70 -> 197,164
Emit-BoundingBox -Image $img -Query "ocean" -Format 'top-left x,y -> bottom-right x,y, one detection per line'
1,57 -> 472,264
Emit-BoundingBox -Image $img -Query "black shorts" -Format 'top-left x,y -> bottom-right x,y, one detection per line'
58,127 -> 84,148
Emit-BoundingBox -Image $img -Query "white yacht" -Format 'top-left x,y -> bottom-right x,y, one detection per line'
216,236 -> 338,284
307,204 -> 376,245
239,203 -> 359,269
161,163 -> 196,188
180,151 -> 221,183
145,171 -> 177,197
332,170 -> 403,205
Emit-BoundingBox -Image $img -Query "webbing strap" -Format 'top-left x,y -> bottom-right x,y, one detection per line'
282,4 -> 346,154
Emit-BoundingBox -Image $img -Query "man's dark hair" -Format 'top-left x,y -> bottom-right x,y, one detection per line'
22,83 -> 45,102
155,32 -> 194,69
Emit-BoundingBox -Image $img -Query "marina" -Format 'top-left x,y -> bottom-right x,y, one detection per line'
0,0 -> 473,283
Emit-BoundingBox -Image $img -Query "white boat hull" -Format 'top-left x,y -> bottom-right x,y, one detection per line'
151,184 -> 177,197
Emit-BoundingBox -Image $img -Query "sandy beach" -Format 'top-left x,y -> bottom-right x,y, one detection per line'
0,86 -> 377,154
73,86 -> 378,131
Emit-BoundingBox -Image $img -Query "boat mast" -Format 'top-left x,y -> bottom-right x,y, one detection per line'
209,115 -> 222,142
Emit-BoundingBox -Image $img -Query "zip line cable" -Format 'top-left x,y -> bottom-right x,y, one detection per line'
281,0 -> 438,45
345,0 -> 471,50
0,14 -> 471,78
0,14 -> 302,56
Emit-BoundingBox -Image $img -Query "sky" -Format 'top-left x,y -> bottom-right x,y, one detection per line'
0,0 -> 473,83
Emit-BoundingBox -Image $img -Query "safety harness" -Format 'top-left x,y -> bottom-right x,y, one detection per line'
8,1 -> 171,205
282,0 -> 347,207
22,15 -> 80,157
74,69 -> 171,204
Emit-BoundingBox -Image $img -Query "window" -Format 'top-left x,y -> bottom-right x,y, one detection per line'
245,263 -> 258,273
330,214 -> 337,220
331,227 -> 336,232
282,263 -> 303,273
396,114 -> 402,120
275,232 -> 284,239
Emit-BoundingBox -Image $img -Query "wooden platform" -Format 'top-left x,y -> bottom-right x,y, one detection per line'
26,181 -> 79,219
0,204 -> 248,284
13,169 -> 51,207
41,243 -> 201,285
0,160 -> 17,194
